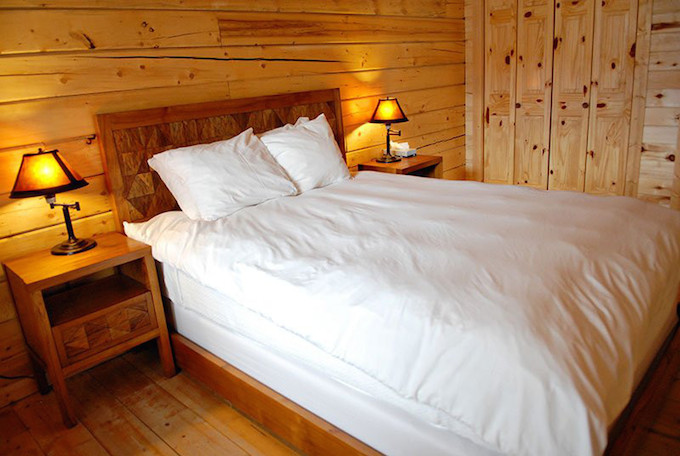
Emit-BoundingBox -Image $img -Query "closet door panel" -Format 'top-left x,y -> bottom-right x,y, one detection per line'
515,115 -> 549,185
514,0 -> 554,188
584,0 -> 637,195
549,0 -> 595,191
484,0 -> 517,184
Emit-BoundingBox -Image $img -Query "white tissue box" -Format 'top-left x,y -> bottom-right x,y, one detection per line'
394,148 -> 417,158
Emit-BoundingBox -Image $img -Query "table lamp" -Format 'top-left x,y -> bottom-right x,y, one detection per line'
369,97 -> 409,163
10,148 -> 97,255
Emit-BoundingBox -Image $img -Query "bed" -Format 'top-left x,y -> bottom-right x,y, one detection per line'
96,89 -> 680,456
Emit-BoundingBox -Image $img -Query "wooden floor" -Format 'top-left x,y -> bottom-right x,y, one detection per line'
625,360 -> 680,456
1,342 -> 678,456
626,366 -> 680,456
0,344 -> 299,456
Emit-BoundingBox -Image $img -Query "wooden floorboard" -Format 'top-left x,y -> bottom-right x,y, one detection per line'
68,373 -> 177,456
0,342 -> 678,456
12,393 -> 109,456
0,407 -> 44,456
123,348 -> 296,456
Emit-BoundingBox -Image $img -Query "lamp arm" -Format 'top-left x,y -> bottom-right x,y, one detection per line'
49,201 -> 80,211
45,195 -> 81,243
384,124 -> 403,158
60,205 -> 78,243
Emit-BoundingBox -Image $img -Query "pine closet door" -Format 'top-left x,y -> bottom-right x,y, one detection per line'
515,0 -> 554,188
548,0 -> 595,191
583,0 -> 638,195
482,0 -> 639,195
484,0 -> 518,184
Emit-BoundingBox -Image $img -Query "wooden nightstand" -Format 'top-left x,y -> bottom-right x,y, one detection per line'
3,232 -> 176,428
358,154 -> 443,178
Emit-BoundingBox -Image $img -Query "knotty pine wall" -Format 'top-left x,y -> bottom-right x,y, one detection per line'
0,1 -> 465,406
638,0 -> 680,207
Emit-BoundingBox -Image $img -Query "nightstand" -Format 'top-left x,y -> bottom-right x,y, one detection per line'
3,232 -> 176,428
358,154 -> 443,178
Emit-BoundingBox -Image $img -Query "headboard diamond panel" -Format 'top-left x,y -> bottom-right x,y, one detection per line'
97,89 -> 345,231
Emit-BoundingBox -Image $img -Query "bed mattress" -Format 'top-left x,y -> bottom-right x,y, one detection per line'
160,261 -> 676,456
126,171 -> 680,455
160,263 -> 501,456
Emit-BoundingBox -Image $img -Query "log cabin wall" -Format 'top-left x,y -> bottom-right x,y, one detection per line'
465,0 -> 680,208
637,0 -> 680,208
0,1 -> 465,407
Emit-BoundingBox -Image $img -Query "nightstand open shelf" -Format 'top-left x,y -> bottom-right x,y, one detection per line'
3,232 -> 176,428
46,274 -> 149,327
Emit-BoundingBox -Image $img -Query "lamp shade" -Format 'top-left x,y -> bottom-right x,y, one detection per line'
369,97 -> 408,124
10,149 -> 88,199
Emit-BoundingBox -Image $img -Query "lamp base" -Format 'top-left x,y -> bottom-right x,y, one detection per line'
375,153 -> 401,163
51,238 -> 97,256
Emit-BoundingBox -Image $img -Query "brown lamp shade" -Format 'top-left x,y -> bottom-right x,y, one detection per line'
369,97 -> 408,124
10,149 -> 88,199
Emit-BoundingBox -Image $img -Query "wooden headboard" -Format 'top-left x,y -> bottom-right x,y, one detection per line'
96,89 -> 345,231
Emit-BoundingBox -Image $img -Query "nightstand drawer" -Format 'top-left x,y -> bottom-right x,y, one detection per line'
46,274 -> 158,367
52,293 -> 156,366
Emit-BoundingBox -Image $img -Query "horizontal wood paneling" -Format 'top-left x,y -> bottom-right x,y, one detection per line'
1,1 -> 465,19
651,34 -> 680,52
218,12 -> 463,45
0,3 -> 465,407
645,107 -> 680,125
342,84 -> 465,126
443,164 -> 466,180
227,63 -> 464,111
0,64 -> 464,150
1,43 -> 463,103
648,70 -> 680,89
649,50 -> 680,70
0,10 -> 220,54
638,0 -> 680,206
646,88 -> 680,106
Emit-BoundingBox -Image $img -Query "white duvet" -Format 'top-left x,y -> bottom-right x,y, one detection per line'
125,172 -> 680,456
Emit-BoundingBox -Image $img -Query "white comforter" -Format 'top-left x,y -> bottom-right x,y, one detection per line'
125,172 -> 680,456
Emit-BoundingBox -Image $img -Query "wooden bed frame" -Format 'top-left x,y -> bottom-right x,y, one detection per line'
96,89 -> 680,456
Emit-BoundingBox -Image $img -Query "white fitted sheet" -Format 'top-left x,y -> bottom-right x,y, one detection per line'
127,172 -> 680,455
160,263 -> 501,456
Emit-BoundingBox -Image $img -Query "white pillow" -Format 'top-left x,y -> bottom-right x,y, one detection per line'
147,128 -> 297,221
124,211 -> 188,247
260,113 -> 349,193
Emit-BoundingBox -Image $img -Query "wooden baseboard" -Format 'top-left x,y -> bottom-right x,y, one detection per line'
170,333 -> 381,456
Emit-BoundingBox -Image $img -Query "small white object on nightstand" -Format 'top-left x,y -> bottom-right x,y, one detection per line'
390,141 -> 417,157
